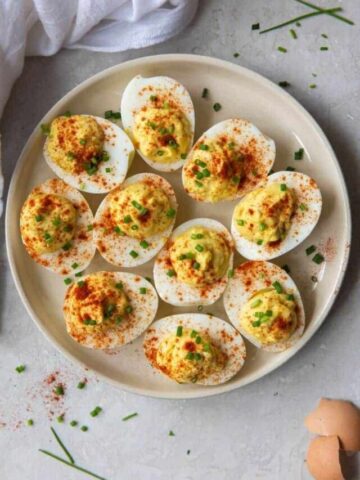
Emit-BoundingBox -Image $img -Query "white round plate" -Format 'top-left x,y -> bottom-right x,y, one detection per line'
6,54 -> 351,399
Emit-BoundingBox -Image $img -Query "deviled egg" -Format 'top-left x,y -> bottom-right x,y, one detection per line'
94,173 -> 178,267
43,113 -> 134,193
154,218 -> 234,306
231,171 -> 322,259
182,118 -> 275,202
121,75 -> 195,172
224,261 -> 305,352
20,178 -> 95,275
144,313 -> 246,385
64,271 -> 158,349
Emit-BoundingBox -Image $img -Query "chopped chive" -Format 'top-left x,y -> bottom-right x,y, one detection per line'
193,262 -> 201,270
194,352 -> 202,360
166,208 -> 176,218
306,245 -> 316,256
280,183 -> 287,191
213,103 -> 222,112
278,81 -> 291,88
80,426 -> 88,432
63,110 -> 72,117
15,364 -> 26,373
191,233 -> 204,239
299,203 -> 308,211
125,305 -> 133,314
232,175 -> 240,184
140,240 -> 149,249
77,280 -> 85,287
287,294 -> 295,301
57,414 -> 64,423
187,450 -> 191,455
290,28 -> 297,39
64,278 -> 72,285
320,46 -> 328,51
252,320 -> 261,327
312,253 -> 325,264
195,180 -> 203,188
282,264 -> 291,273
286,166 -> 295,171
169,430 -> 175,436
105,167 -> 111,173
227,269 -> 234,278
251,299 -> 262,308
70,420 -> 78,427
309,83 -> 317,89
195,244 -> 204,252
77,381 -> 86,389
87,224 -> 94,231
272,281 -> 283,293
114,225 -> 125,235
62,242 -> 72,251
122,413 -> 138,422
115,282 -> 123,289
71,262 -> 79,270
129,250 -> 138,258
321,33 -> 328,38
35,214 -> 44,222
257,240 -> 263,245
139,287 -> 147,294
90,406 -> 102,417
196,172 -> 204,181
167,269 -> 176,277
131,225 -> 139,231
38,449 -> 106,480
237,219 -> 245,226
54,385 -> 64,396
201,88 -> 209,99
252,23 -> 260,30
277,46 -> 287,53
199,144 -> 209,151
50,427 -> 74,464
181,153 -> 187,159
233,52 -> 240,58
157,150 -> 164,156
40,123 -> 50,135
79,139 -> 86,145
27,419 -> 34,426
202,168 -> 211,177
190,330 -> 197,338
150,95 -> 158,101
195,159 -> 207,168
259,222 -> 267,231
294,148 -> 304,160
176,326 -> 183,337
123,215 -> 132,224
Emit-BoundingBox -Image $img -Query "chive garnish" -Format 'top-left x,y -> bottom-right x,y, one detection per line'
176,326 -> 183,337
257,240 -> 263,245
62,242 -> 72,251
259,222 -> 267,231
114,225 -> 124,235
195,180 -> 203,188
227,269 -> 234,278
233,52 -> 240,58
122,413 -> 138,422
126,305 -> 133,314
272,281 -> 283,293
166,208 -> 176,218
35,214 -> 44,222
104,110 -> 121,120
40,123 -> 50,135
278,46 -> 287,53
252,23 -> 260,30
77,381 -> 86,389
286,166 -> 295,171
64,278 -> 72,285
290,28 -> 297,39
321,33 -> 328,38
38,449 -> 107,480
51,427 -> 75,464
169,430 -> 175,436
282,264 -> 291,273
190,330 -> 197,338
306,245 -> 316,255
287,294 -> 295,301
71,263 -> 79,270
312,253 -> 325,264
81,426 -> 89,432
90,406 -> 102,417
251,299 -> 262,308
191,233 -> 204,239
54,385 -> 64,396
105,167 -> 111,173
16,364 -> 26,373
140,240 -> 149,249
280,183 -> 287,191
131,225 -> 139,231
294,148 -> 304,160
77,280 -> 85,287
278,81 -> 291,88
27,419 -> 34,426
295,0 -> 354,25
129,250 -> 138,258
87,224 -> 94,231
75,272 -> 82,278
309,84 -> 317,89
57,414 -> 64,423
199,144 -> 209,151
193,262 -> 201,270
237,219 -> 245,226
123,215 -> 132,224
201,88 -> 209,98
139,287 -> 147,294
299,203 -> 308,211
195,244 -> 204,252
213,103 -> 222,112
232,175 -> 240,184
167,269 -> 176,277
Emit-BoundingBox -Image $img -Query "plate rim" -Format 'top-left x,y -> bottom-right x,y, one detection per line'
5,53 -> 352,399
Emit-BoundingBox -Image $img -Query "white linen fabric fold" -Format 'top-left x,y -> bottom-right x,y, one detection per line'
0,0 -> 198,216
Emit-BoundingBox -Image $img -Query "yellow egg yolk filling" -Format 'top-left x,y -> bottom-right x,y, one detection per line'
156,327 -> 226,383
20,192 -> 77,254
240,287 -> 298,346
46,114 -> 108,175
67,274 -> 131,328
183,138 -> 244,202
132,103 -> 191,164
169,227 -> 231,287
234,182 -> 297,245
109,182 -> 174,239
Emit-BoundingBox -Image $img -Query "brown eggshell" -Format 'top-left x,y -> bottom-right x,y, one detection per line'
305,398 -> 360,451
307,436 -> 344,480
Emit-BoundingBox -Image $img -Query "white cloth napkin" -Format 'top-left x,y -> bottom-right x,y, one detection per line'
0,0 -> 198,216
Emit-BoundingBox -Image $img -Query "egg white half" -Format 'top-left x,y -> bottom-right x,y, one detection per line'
223,260 -> 305,352
182,118 -> 275,202
44,115 -> 134,193
94,173 -> 178,267
20,178 -> 95,275
231,171 -> 322,260
143,313 -> 246,386
121,75 -> 195,172
154,218 -> 234,306
64,271 -> 158,349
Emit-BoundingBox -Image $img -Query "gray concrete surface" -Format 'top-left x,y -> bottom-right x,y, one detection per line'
1,1 -> 359,479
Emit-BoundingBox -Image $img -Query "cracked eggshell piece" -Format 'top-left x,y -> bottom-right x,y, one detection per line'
64,271 -> 158,349
306,436 -> 344,480
153,218 -> 234,307
94,173 -> 178,267
121,75 -> 195,172
305,398 -> 360,452
20,178 -> 95,276
44,115 -> 134,193
223,260 -> 305,352
231,171 -> 322,260
143,313 -> 246,386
